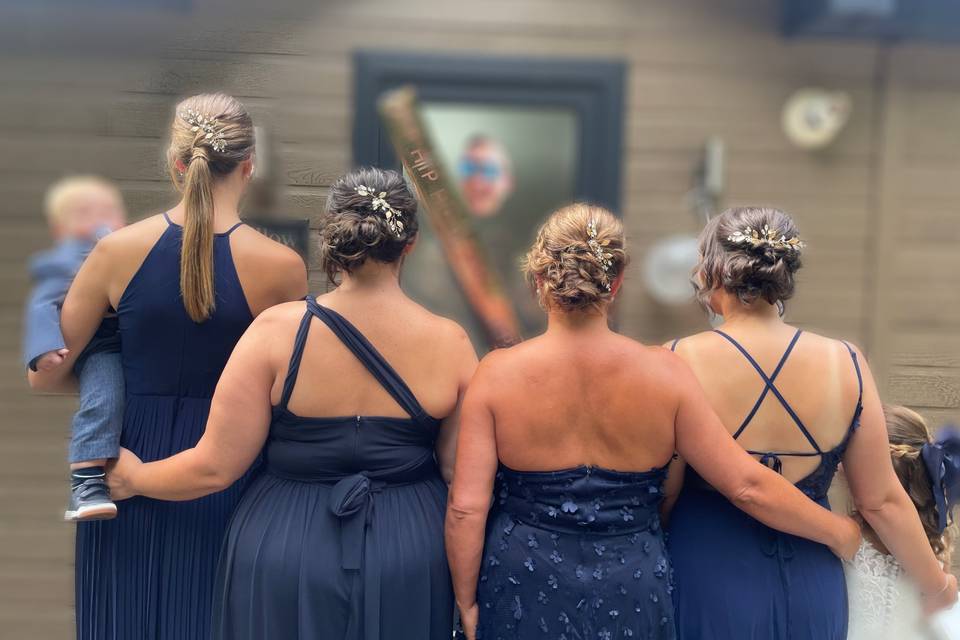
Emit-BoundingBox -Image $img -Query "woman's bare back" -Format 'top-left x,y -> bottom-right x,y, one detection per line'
479,330 -> 681,472
268,292 -> 474,422
673,325 -> 862,483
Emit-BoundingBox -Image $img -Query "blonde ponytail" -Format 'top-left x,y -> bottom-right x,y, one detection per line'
166,93 -> 254,322
181,148 -> 217,322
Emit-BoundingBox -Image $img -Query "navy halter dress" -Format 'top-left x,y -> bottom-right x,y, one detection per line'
667,329 -> 863,640
212,297 -> 453,640
75,214 -> 254,640
477,463 -> 677,640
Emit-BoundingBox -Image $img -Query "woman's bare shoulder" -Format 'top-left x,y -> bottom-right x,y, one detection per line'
797,328 -> 859,353
233,226 -> 306,279
231,226 -> 308,307
661,329 -> 717,352
96,214 -> 168,257
246,299 -> 309,335
234,225 -> 304,264
405,304 -> 477,367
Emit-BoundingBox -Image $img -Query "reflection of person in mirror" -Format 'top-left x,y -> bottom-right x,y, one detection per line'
457,135 -> 514,218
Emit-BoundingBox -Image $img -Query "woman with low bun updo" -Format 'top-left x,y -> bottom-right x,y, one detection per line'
29,93 -> 307,640
665,206 -> 956,639
107,167 -> 479,640
446,204 -> 861,640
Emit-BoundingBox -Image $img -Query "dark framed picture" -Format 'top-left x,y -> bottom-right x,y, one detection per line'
354,51 -> 626,350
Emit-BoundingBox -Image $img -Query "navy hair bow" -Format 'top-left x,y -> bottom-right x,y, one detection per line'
921,425 -> 960,533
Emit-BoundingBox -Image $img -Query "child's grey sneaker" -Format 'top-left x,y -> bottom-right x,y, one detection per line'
64,474 -> 117,522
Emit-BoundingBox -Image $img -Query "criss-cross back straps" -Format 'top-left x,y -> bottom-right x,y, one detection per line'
278,297 -> 434,425
713,328 -> 823,454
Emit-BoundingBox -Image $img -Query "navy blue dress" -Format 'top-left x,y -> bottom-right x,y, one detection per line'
667,329 -> 863,640
75,215 -> 254,640
213,297 -> 453,640
477,463 -> 676,640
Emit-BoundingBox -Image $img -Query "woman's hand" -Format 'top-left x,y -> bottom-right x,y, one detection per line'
106,448 -> 144,501
829,515 -> 862,561
922,572 -> 959,615
458,601 -> 479,640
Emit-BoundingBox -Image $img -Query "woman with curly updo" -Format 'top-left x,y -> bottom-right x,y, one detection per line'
665,206 -> 956,639
446,204 -> 861,640
108,167 -> 478,640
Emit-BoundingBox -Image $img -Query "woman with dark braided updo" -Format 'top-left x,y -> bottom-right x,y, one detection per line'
665,206 -> 956,639
446,203 -> 861,640
108,167 -> 478,640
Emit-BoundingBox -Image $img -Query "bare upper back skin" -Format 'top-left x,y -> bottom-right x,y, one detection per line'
270,293 -> 473,422
481,332 -> 682,473
673,325 -> 862,483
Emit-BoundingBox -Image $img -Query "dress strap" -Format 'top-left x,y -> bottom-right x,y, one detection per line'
277,303 -> 315,411
222,221 -> 244,235
713,328 -> 822,453
306,297 -> 434,425
161,211 -> 243,235
670,339 -> 680,352
841,341 -> 864,431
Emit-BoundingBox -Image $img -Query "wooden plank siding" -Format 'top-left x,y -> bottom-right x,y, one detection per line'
0,1 -> 956,637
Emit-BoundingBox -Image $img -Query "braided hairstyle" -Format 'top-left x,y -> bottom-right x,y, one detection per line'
523,203 -> 627,312
884,405 -> 952,560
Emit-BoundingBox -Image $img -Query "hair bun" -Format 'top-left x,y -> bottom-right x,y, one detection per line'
320,167 -> 418,283
524,204 -> 626,312
697,207 -> 804,308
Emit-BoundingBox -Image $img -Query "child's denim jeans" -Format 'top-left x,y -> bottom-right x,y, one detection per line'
70,349 -> 124,464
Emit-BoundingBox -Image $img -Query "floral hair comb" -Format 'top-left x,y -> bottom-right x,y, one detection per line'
355,185 -> 404,237
727,225 -> 805,252
587,218 -> 614,291
180,108 -> 227,153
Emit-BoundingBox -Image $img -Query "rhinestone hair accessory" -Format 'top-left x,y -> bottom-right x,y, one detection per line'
355,185 -> 404,237
180,108 -> 227,154
587,218 -> 614,291
727,225 -> 805,253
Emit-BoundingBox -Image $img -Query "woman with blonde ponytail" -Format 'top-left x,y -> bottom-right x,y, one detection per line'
29,93 -> 307,640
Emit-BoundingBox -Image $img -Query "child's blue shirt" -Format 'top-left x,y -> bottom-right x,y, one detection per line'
22,228 -> 113,371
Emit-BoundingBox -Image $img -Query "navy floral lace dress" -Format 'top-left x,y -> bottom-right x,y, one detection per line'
477,464 -> 676,640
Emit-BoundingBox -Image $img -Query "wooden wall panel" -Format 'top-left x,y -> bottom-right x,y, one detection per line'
0,1 -> 956,637
869,45 -> 960,420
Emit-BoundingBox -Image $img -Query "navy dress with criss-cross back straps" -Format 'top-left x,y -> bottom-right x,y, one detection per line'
212,296 -> 453,640
667,329 -> 863,640
75,214 -> 253,640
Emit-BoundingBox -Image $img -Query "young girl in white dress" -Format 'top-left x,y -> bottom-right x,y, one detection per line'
845,405 -> 960,640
